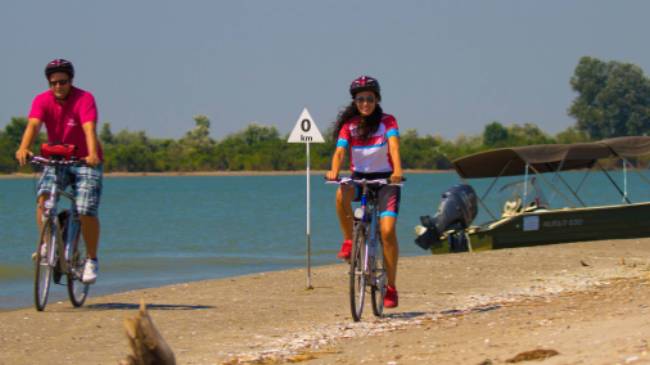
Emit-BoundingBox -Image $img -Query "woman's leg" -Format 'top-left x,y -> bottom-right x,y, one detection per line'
380,216 -> 399,287
336,185 -> 355,241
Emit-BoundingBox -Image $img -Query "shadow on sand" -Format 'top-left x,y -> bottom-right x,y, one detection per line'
85,302 -> 214,311
384,311 -> 428,320
385,304 -> 502,321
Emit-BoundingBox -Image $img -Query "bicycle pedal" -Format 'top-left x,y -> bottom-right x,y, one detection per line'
53,270 -> 63,284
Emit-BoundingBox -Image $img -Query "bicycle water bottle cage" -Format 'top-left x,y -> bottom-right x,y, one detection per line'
41,143 -> 76,160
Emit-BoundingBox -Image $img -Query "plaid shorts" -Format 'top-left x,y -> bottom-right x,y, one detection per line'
37,164 -> 103,216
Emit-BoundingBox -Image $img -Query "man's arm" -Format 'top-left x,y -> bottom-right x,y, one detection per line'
15,118 -> 42,166
82,121 -> 100,166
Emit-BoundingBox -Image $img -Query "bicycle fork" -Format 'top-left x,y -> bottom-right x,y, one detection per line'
367,212 -> 384,289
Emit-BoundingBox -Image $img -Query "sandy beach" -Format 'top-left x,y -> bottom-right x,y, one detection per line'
2,238 -> 650,364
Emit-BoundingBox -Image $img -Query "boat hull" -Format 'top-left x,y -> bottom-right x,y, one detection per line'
433,202 -> 650,254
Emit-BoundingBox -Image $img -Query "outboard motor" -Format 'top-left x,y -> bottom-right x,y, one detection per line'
415,184 -> 478,252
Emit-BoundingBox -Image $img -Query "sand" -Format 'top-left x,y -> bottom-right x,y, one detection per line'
2,238 -> 650,365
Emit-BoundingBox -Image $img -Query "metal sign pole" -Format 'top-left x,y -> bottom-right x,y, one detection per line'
306,142 -> 313,289
287,108 -> 323,290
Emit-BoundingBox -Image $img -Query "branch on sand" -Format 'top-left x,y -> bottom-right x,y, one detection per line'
119,299 -> 176,365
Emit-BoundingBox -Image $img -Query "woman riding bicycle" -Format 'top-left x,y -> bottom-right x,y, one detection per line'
325,75 -> 404,308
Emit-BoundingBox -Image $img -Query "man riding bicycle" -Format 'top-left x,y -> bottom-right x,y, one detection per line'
326,76 -> 404,308
15,59 -> 103,284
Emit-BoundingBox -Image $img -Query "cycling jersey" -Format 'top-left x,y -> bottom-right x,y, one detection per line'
336,114 -> 399,173
28,87 -> 103,161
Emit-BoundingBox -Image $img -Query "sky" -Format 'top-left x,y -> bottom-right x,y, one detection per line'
2,1 -> 650,141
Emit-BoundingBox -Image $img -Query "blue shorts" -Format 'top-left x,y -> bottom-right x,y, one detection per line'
37,164 -> 103,216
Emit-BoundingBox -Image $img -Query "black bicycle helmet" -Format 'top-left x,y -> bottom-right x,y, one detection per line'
44,59 -> 75,79
349,75 -> 381,98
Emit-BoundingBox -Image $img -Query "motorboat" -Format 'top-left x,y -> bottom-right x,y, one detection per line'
414,136 -> 650,253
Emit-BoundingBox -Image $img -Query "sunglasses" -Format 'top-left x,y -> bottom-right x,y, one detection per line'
354,95 -> 376,104
49,79 -> 70,87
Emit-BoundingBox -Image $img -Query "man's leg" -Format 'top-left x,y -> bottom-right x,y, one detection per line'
36,194 -> 47,228
72,164 -> 103,284
79,215 -> 99,259
34,166 -> 57,230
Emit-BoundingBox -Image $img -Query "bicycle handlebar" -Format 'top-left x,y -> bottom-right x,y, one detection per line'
325,176 -> 405,187
31,155 -> 85,167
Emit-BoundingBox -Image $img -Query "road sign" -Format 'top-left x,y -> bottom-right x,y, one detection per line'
288,108 -> 324,289
288,108 -> 324,143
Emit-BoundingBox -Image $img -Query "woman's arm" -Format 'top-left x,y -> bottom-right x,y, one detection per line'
326,146 -> 346,180
388,136 -> 403,183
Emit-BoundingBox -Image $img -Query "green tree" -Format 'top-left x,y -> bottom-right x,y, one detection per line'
0,132 -> 15,172
483,121 -> 509,147
178,114 -> 216,170
507,123 -> 554,145
569,56 -> 650,139
555,126 -> 590,144
182,115 -> 212,147
100,122 -> 115,145
4,117 -> 29,147
0,117 -> 45,172
400,129 -> 449,169
105,130 -> 156,171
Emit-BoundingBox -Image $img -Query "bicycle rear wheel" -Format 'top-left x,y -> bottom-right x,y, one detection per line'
349,222 -> 367,322
66,219 -> 89,307
34,218 -> 56,311
370,237 -> 387,317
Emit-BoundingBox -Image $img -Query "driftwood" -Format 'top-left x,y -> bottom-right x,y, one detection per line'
120,299 -> 176,365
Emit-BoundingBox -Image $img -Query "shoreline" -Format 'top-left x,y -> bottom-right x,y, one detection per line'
0,168 -> 452,179
2,238 -> 650,364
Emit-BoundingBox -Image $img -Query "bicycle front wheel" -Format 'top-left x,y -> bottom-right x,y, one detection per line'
34,218 -> 56,311
349,222 -> 367,322
370,237 -> 386,317
67,220 -> 89,307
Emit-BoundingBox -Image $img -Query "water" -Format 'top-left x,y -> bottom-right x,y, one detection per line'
1,170 -> 648,309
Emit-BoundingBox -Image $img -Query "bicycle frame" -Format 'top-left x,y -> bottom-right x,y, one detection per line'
39,159 -> 80,274
328,177 -> 396,321
32,155 -> 88,311
355,181 -> 381,282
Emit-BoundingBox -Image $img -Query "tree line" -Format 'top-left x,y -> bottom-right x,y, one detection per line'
2,56 -> 650,174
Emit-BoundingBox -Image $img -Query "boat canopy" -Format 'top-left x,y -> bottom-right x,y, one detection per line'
453,136 -> 650,179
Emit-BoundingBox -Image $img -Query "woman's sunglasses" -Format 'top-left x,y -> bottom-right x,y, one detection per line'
354,95 -> 376,104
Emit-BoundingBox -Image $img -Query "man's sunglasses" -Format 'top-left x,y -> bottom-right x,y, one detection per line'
49,79 -> 70,87
354,95 -> 376,104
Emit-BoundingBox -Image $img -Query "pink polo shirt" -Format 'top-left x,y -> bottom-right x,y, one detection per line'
28,86 -> 103,161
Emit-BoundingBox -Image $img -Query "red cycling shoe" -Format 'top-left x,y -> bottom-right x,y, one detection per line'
337,239 -> 352,260
384,285 -> 399,308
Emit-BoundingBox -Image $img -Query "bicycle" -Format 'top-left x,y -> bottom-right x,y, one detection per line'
31,151 -> 89,311
328,177 -> 402,322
